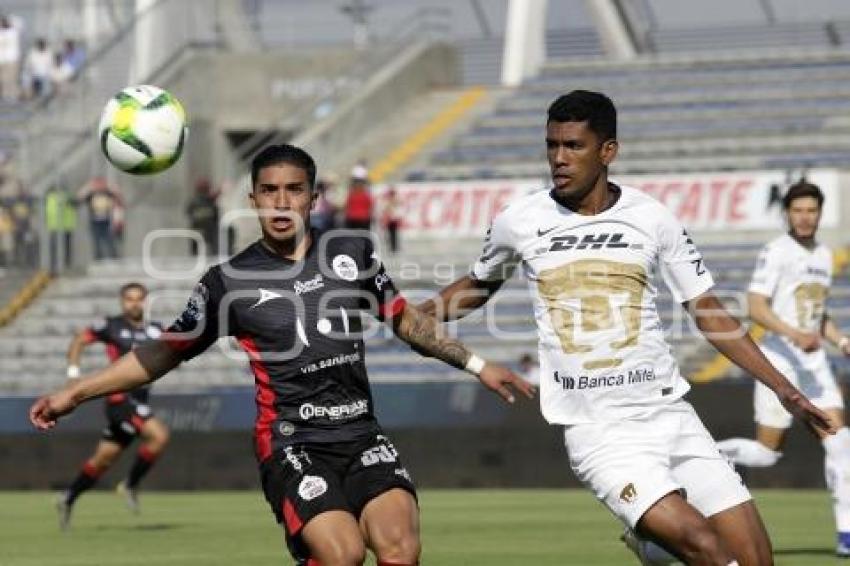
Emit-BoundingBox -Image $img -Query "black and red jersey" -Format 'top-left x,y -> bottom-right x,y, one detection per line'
84,316 -> 163,404
165,234 -> 406,463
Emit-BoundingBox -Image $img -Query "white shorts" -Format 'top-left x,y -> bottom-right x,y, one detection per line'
755,345 -> 844,429
563,400 -> 751,529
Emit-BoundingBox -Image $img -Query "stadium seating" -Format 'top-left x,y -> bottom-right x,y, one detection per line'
647,21 -> 840,54
408,50 -> 850,180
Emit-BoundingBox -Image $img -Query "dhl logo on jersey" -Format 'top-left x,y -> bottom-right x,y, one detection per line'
547,233 -> 633,252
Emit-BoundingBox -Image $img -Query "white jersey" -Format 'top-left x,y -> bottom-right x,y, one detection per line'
749,234 -> 832,362
472,185 -> 714,425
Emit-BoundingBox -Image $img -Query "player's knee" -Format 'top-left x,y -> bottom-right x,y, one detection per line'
679,528 -> 727,564
315,537 -> 367,566
145,421 -> 169,448
90,451 -> 118,469
153,425 -> 170,447
373,527 -> 420,563
335,544 -> 367,566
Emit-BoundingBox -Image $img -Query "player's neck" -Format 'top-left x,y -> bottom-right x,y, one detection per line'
555,181 -> 619,216
789,231 -> 817,250
261,231 -> 313,261
123,316 -> 144,328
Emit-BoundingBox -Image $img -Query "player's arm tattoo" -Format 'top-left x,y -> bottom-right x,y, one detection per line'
393,304 -> 471,370
417,275 -> 503,321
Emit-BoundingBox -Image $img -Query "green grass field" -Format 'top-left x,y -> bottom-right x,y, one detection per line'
0,489 -> 840,565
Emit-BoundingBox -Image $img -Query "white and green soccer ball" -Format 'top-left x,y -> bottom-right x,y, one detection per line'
98,85 -> 187,175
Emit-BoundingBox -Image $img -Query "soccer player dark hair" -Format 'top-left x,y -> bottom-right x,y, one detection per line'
782,179 -> 824,210
120,282 -> 147,297
250,144 -> 317,191
547,90 -> 617,142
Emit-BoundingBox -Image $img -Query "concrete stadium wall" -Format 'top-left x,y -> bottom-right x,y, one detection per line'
0,382 -> 832,491
227,41 -> 460,248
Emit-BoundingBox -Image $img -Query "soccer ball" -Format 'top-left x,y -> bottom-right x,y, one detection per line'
98,85 -> 187,175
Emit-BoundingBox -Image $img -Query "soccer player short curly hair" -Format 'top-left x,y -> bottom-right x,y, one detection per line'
547,90 -> 617,142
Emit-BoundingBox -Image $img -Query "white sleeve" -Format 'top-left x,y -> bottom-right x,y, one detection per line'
470,212 -> 520,282
657,209 -> 714,303
748,244 -> 781,297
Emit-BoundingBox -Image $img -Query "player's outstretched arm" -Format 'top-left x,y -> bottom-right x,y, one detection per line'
686,291 -> 837,437
749,291 -> 819,352
417,275 -> 504,321
29,341 -> 182,431
821,313 -> 850,356
390,303 -> 535,404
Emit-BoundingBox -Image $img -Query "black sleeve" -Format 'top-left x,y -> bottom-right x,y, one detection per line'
359,237 -> 406,321
162,267 -> 229,361
84,318 -> 111,344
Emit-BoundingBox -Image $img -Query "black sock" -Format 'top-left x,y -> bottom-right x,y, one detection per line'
66,462 -> 101,505
126,446 -> 158,488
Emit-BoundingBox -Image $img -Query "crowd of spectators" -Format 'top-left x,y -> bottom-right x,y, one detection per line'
0,11 -> 86,102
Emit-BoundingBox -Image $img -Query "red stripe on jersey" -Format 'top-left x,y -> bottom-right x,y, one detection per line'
105,343 -> 120,362
306,560 -> 321,566
107,393 -> 127,404
238,336 -> 275,462
162,333 -> 197,352
282,497 -> 303,534
81,328 -> 97,344
378,295 -> 407,321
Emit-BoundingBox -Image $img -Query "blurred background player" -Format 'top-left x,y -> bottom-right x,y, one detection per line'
344,175 -> 373,232
717,180 -> 850,558
77,176 -> 123,260
57,282 -> 168,530
380,186 -> 402,254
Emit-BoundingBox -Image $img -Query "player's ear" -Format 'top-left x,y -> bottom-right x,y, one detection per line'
248,185 -> 257,209
600,139 -> 618,165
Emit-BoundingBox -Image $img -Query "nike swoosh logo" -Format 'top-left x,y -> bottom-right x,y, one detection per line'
537,226 -> 557,237
251,288 -> 284,309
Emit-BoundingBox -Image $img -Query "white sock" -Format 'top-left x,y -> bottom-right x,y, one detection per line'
716,438 -> 782,467
823,428 -> 850,532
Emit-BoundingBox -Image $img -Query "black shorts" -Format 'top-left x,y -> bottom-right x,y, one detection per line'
101,394 -> 153,447
259,430 -> 417,564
